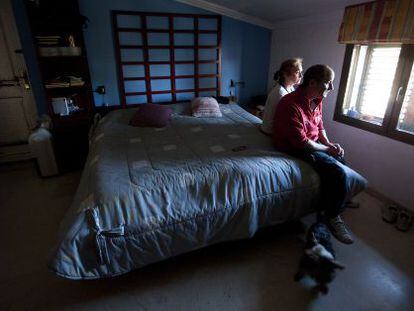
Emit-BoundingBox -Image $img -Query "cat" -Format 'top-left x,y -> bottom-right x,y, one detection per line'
294,222 -> 345,294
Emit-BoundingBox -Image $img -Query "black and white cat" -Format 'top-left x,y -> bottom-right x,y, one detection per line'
294,222 -> 345,294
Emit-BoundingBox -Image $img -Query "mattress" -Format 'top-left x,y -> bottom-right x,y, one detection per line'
49,102 -> 367,279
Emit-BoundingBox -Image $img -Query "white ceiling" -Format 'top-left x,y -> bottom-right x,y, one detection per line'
177,0 -> 363,28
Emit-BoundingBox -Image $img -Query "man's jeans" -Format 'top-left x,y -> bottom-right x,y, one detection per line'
290,151 -> 348,219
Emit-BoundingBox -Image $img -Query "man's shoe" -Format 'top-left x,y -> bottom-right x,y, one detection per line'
395,209 -> 413,232
382,205 -> 399,223
326,216 -> 354,244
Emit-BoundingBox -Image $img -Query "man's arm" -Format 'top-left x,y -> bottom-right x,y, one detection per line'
282,105 -> 342,156
317,129 -> 344,156
304,139 -> 330,152
318,129 -> 332,147
305,139 -> 344,157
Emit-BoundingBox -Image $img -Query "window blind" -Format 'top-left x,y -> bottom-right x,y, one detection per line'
338,0 -> 414,44
358,46 -> 401,121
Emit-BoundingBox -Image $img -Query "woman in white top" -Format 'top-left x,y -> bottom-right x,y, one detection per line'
261,58 -> 303,135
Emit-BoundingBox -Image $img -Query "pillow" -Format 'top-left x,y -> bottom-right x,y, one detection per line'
129,104 -> 173,128
191,97 -> 222,118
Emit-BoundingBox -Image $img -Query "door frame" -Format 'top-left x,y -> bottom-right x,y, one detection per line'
0,0 -> 38,162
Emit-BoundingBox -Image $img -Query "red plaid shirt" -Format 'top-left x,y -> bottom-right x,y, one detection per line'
273,87 -> 324,152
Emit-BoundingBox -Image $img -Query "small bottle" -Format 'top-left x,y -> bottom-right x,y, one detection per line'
347,106 -> 358,118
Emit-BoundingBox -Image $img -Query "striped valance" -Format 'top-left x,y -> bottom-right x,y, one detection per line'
338,0 -> 414,44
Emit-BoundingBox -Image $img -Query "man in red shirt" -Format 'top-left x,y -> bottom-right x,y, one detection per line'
273,64 -> 354,244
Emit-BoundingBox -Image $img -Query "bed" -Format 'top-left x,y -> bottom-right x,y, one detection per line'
48,102 -> 367,279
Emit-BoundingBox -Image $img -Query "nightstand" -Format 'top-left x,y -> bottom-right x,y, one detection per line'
248,105 -> 265,119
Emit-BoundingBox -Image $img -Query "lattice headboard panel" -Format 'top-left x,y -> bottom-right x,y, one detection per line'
112,11 -> 222,107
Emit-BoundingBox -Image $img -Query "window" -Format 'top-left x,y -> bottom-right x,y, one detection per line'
397,64 -> 414,134
335,44 -> 414,145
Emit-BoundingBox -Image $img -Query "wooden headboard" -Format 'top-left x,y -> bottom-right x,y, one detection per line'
112,11 -> 222,107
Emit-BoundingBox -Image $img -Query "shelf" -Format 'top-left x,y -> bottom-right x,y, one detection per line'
45,84 -> 91,91
27,0 -> 94,172
39,55 -> 86,60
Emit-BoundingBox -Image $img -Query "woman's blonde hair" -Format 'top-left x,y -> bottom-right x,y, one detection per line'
273,58 -> 303,85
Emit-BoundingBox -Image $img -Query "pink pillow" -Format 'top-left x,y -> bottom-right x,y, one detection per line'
129,104 -> 173,128
191,97 -> 222,117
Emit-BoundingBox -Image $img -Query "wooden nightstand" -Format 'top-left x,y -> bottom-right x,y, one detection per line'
248,105 -> 265,119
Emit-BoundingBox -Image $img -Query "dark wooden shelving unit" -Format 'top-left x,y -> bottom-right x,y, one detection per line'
25,0 -> 95,171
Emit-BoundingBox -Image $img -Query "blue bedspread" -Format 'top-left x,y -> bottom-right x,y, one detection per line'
49,103 -> 367,279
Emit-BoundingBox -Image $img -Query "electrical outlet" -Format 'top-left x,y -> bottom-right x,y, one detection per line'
235,81 -> 245,88
230,80 -> 245,88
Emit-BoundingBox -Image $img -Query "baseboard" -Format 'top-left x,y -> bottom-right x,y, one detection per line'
0,144 -> 33,163
365,187 -> 411,211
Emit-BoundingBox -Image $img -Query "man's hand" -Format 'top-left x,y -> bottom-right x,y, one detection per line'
327,143 -> 344,157
305,140 -> 344,157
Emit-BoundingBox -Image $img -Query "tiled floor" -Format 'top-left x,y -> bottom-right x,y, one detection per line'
0,161 -> 413,311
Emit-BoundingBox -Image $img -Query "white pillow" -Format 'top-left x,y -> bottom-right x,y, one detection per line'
191,97 -> 222,118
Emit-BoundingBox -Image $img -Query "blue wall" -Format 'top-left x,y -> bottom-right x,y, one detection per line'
13,0 -> 271,110
78,0 -> 271,107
